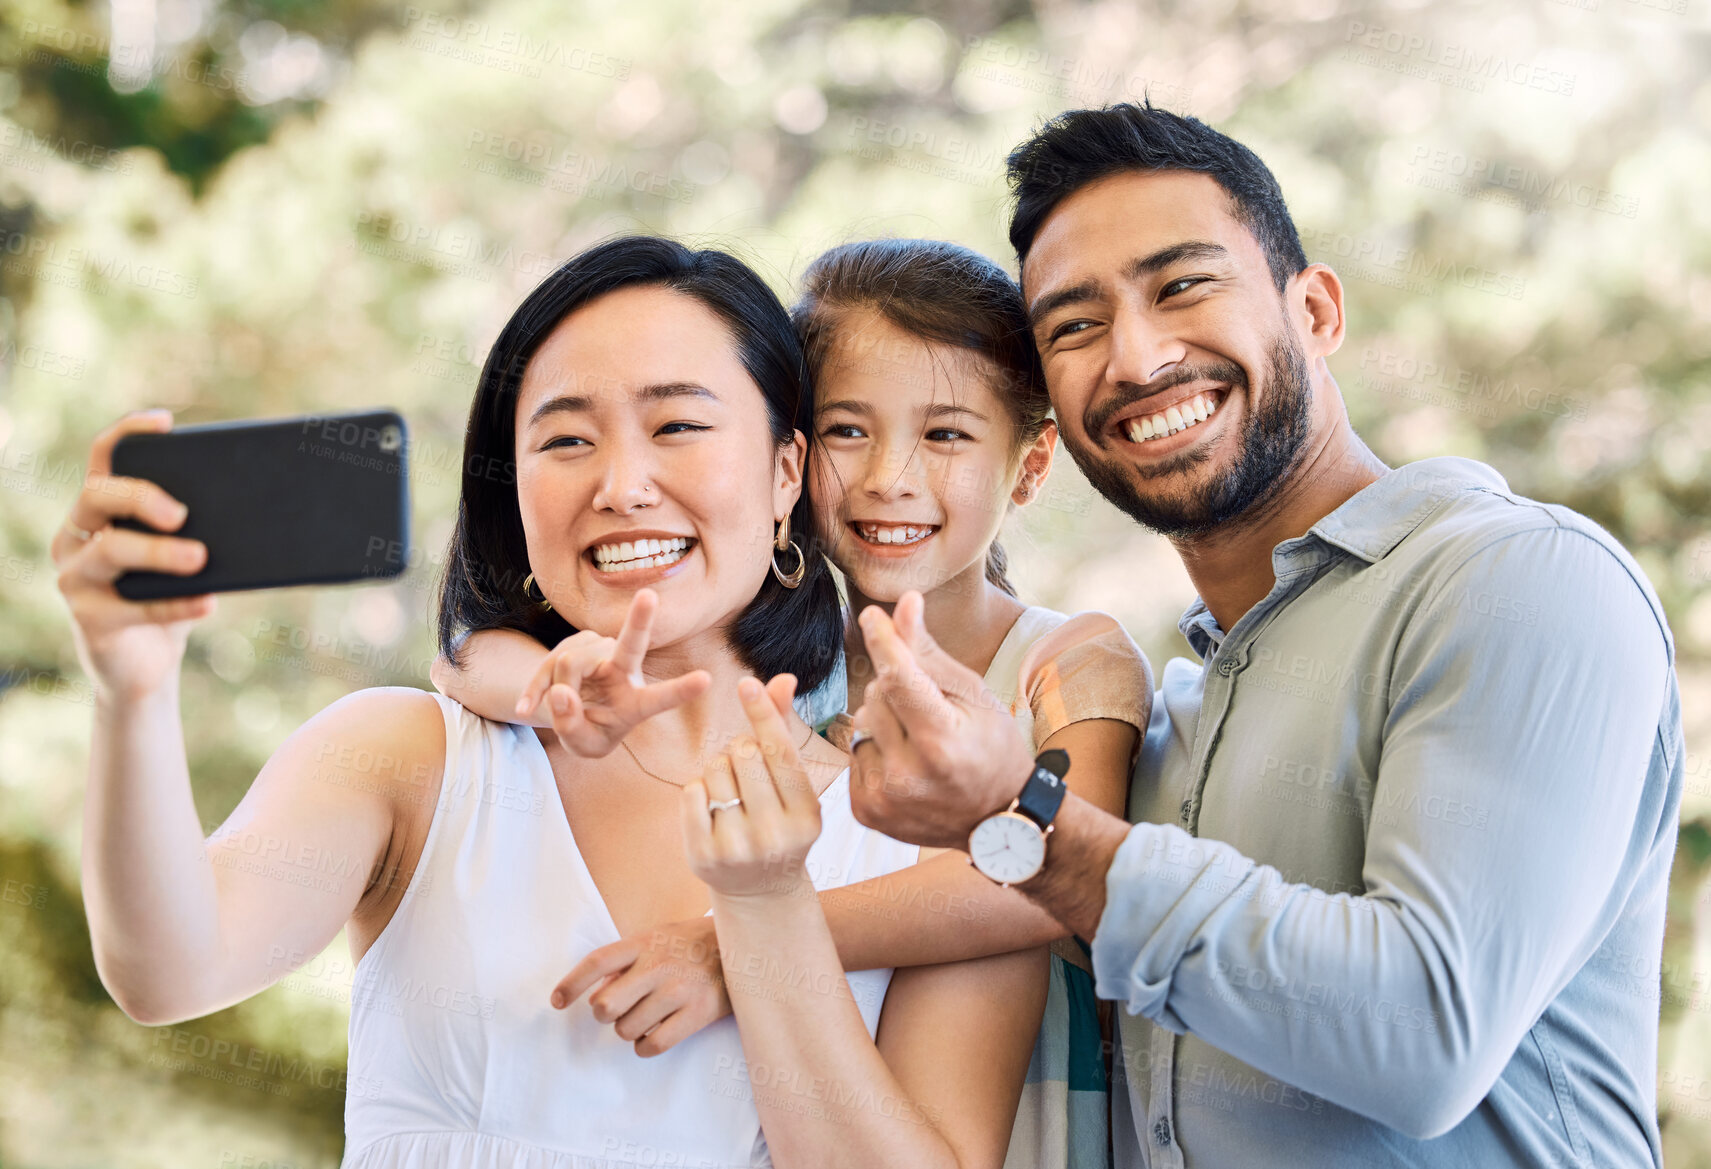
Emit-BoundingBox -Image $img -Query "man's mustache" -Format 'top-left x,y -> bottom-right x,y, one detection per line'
1083,361 -> 1247,442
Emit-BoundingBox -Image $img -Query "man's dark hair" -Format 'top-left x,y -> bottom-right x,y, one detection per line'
1006,102 -> 1308,293
437,235 -> 842,693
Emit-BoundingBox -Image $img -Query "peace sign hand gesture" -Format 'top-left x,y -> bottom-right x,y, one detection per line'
515,588 -> 711,758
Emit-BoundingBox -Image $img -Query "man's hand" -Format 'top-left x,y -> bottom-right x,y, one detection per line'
549,915 -> 731,1057
847,592 -> 1036,849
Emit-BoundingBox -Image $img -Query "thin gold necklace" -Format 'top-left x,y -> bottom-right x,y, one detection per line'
620,725 -> 817,789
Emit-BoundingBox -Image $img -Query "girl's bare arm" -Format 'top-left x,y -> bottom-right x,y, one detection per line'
430,628 -> 553,726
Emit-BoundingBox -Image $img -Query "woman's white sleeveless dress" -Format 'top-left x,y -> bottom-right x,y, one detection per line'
341,693 -> 920,1169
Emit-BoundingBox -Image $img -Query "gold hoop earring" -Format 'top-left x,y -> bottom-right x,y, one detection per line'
522,573 -> 553,612
771,516 -> 806,589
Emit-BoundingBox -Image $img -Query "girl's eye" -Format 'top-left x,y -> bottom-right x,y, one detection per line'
1161,276 -> 1209,300
541,435 -> 589,451
658,421 -> 712,436
927,428 -> 970,443
821,423 -> 866,440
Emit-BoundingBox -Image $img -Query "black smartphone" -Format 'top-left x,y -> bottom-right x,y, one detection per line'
110,410 -> 412,600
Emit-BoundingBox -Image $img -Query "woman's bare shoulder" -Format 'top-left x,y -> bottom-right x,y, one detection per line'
271,686 -> 449,804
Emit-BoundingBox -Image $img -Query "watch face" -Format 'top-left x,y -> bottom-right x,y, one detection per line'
969,812 -> 1046,884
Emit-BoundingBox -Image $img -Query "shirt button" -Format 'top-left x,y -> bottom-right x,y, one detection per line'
1153,1117 -> 1173,1146
1217,657 -> 1237,676
1179,799 -> 1192,823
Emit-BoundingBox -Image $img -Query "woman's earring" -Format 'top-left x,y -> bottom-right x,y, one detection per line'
771,515 -> 806,589
522,572 -> 553,612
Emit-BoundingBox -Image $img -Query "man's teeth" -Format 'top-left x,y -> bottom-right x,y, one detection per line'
1123,392 -> 1221,444
593,537 -> 691,572
856,522 -> 934,546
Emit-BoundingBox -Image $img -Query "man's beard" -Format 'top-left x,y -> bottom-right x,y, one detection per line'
1062,334 -> 1314,539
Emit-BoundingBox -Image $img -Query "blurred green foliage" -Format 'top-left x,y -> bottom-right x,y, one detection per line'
1,0 -> 1707,1164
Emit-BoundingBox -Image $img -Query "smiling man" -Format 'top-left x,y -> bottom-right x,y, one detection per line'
847,103 -> 1683,1167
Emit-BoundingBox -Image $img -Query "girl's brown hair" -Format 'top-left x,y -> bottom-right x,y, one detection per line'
791,238 -> 1050,595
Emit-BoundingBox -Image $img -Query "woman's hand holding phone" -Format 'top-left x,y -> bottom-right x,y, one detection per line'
52,411 -> 214,700
518,588 -> 713,758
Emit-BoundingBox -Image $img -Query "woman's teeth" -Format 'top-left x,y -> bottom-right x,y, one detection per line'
1123,392 -> 1221,444
593,537 -> 691,572
855,522 -> 934,546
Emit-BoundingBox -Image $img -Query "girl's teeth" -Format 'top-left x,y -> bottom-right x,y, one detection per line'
1125,393 -> 1221,444
858,523 -> 931,546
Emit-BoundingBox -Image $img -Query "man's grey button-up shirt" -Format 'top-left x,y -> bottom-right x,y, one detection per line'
1096,456 -> 1681,1168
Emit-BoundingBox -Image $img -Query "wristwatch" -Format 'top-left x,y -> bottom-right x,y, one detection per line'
967,748 -> 1070,887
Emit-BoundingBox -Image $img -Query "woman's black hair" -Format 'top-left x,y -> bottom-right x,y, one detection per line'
436,235 -> 843,693
791,238 -> 1050,596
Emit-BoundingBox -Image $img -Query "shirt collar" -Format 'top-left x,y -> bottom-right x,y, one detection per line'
1307,456 -> 1509,563
1177,600 -> 1224,658
1174,457 -> 1511,658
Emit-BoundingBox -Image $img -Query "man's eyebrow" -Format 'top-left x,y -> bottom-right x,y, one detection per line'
527,381 -> 717,427
1122,240 -> 1229,281
1027,279 -> 1102,329
1027,239 -> 1232,328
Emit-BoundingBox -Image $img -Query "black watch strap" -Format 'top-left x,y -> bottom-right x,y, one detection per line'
1015,748 -> 1070,829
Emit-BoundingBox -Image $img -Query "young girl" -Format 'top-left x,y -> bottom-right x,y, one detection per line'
437,238 -> 1153,1169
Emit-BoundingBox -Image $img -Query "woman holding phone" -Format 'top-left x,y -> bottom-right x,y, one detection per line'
55,236 -> 1045,1168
